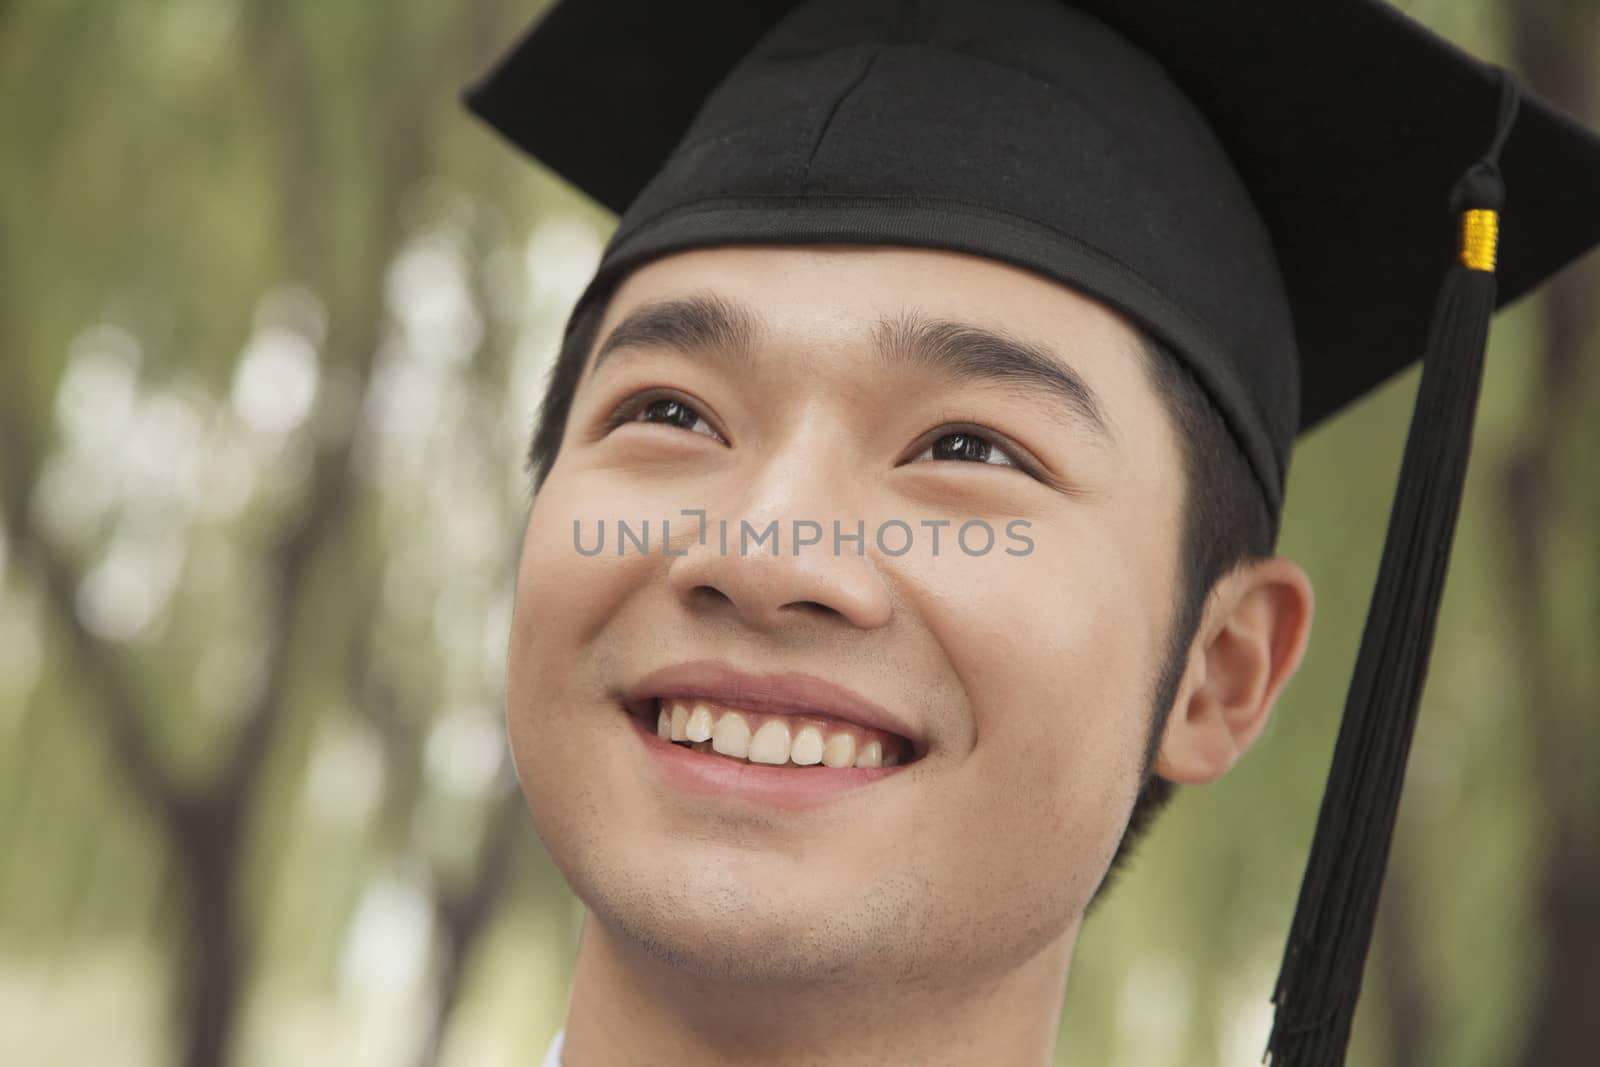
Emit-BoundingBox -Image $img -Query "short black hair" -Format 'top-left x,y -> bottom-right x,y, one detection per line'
522,286 -> 1275,888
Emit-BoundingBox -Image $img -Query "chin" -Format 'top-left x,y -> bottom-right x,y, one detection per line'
578,863 -> 871,984
552,827 -> 937,987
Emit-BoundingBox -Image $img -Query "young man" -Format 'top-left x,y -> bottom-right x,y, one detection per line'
466,1 -> 1600,1063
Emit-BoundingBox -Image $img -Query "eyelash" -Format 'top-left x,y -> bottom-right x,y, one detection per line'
602,388 -> 727,441
602,388 -> 1039,476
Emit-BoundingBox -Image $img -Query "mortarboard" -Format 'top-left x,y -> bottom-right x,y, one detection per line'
462,1 -> 1600,1062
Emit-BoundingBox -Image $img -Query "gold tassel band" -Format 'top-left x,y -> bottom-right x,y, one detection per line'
1460,209 -> 1498,272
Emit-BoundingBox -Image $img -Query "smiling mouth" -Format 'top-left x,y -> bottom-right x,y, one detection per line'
629,698 -> 914,769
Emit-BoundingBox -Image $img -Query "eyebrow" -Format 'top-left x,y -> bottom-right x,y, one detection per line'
589,293 -> 757,376
872,310 -> 1113,443
588,293 -> 1114,443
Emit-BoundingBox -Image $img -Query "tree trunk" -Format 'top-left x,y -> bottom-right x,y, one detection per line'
1503,3 -> 1600,1064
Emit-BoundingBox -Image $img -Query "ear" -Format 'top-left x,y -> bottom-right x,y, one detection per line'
1153,557 -> 1314,785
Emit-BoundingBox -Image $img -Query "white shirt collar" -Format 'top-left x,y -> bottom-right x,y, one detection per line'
541,1028 -> 565,1067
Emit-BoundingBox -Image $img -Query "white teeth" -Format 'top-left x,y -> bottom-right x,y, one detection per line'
821,732 -> 857,768
710,711 -> 752,759
685,703 -> 714,742
655,699 -> 908,771
748,719 -> 792,765
789,725 -> 824,765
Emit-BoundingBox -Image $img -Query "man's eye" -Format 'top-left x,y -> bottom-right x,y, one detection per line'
613,393 -> 724,441
911,430 -> 1021,469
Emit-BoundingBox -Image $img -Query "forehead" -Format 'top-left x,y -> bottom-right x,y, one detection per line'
592,244 -> 1170,437
604,244 -> 1132,348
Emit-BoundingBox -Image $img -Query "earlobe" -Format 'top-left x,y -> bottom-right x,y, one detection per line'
1153,557 -> 1314,785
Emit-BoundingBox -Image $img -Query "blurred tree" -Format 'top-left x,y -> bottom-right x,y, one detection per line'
0,2 -> 584,1065
1503,2 -> 1600,1063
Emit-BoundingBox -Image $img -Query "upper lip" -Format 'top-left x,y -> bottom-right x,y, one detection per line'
624,660 -> 923,751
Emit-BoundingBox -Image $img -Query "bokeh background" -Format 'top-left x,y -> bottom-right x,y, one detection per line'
1,1 -> 1596,1065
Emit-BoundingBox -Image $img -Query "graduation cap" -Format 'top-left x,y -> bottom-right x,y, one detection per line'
464,1 -> 1600,1061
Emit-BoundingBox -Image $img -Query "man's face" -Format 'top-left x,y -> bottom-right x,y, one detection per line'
506,245 -> 1187,989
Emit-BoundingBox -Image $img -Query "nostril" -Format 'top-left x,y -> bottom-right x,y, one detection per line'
688,585 -> 734,609
787,599 -> 840,618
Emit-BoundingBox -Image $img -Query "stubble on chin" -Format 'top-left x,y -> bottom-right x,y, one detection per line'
561,830 -> 1084,1000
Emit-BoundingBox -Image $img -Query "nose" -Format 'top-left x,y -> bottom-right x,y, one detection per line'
665,461 -> 895,634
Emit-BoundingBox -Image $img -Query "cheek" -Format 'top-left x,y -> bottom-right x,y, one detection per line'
505,476 -> 654,806
956,515 -> 1159,734
509,485 -> 612,681
917,522 -> 1157,874
508,467 -> 675,663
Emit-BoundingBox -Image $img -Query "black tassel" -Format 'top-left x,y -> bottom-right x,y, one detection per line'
1264,72 -> 1521,1066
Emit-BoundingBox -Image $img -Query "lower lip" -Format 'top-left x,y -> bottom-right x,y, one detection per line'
626,709 -> 904,812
